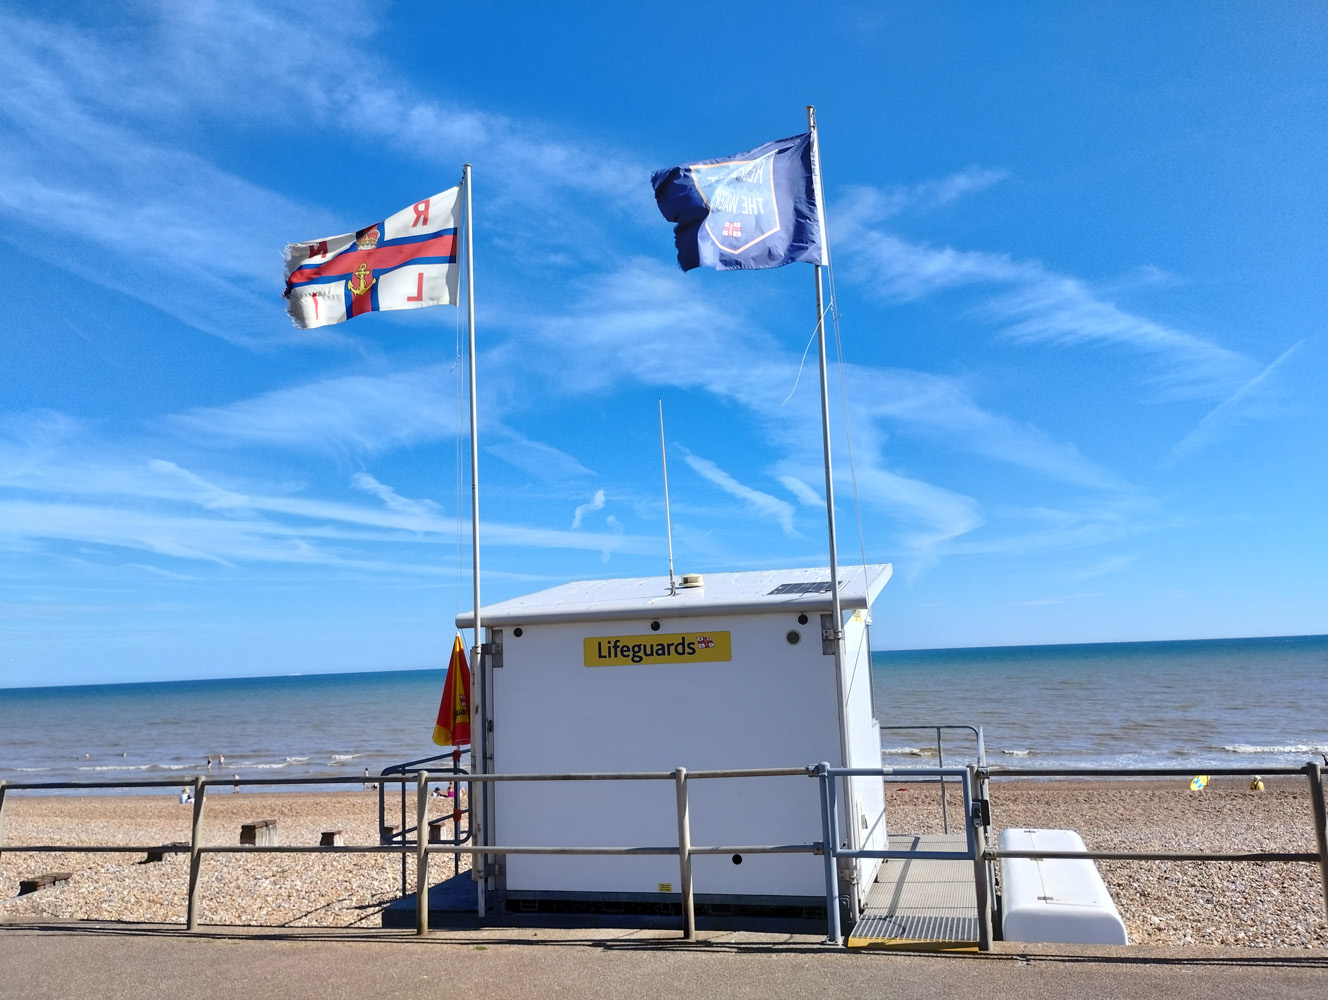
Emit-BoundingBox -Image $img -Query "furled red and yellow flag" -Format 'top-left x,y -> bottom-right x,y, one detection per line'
432,636 -> 472,747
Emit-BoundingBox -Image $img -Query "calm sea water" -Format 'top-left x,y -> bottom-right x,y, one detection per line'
2,635 -> 1325,792
872,634 -> 1328,771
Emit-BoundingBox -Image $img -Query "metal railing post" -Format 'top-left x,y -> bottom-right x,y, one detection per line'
967,765 -> 992,951
674,767 -> 696,940
1308,762 -> 1328,927
937,727 -> 949,834
186,775 -> 207,930
0,780 -> 7,871
417,770 -> 429,935
816,762 -> 842,945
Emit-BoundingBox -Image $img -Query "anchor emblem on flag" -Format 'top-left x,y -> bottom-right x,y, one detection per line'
347,262 -> 374,297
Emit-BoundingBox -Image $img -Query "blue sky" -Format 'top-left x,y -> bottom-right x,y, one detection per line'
2,1 -> 1325,687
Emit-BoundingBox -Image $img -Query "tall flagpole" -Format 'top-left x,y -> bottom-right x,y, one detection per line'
659,399 -> 678,596
461,163 -> 486,918
807,107 -> 855,909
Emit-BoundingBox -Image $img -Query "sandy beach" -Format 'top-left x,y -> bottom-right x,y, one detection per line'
2,777 -> 1325,949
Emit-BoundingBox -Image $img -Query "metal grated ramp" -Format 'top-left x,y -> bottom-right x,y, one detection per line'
848,833 -> 978,951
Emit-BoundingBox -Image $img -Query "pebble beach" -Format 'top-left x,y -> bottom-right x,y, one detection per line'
3,778 -> 1325,950
0,788 -> 469,930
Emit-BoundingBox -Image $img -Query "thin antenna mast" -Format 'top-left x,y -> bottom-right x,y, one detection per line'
659,398 -> 677,596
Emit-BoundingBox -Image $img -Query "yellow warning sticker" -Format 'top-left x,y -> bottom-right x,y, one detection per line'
583,631 -> 732,667
658,883 -> 673,893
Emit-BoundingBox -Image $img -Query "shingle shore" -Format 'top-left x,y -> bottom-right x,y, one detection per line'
886,775 -> 1327,948
2,779 -> 1325,948
0,789 -> 468,929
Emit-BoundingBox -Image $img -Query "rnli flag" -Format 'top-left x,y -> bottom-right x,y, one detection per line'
432,635 -> 472,747
651,133 -> 823,272
283,187 -> 461,329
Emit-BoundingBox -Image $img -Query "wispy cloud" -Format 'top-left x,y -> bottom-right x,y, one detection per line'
486,427 -> 596,482
949,498 -> 1160,558
1165,341 -> 1304,463
1065,554 -> 1136,581
351,472 -> 440,517
571,489 -> 606,529
0,418 -> 658,570
835,192 -> 1257,399
836,168 -> 1009,222
779,475 -> 824,507
0,2 -> 652,350
166,367 -> 464,454
846,463 -> 984,559
683,453 -> 797,537
513,258 -> 1118,558
1010,593 -> 1098,608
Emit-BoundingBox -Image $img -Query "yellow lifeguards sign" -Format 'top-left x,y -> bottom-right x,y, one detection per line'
584,631 -> 732,667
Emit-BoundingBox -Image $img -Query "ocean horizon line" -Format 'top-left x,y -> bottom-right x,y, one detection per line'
3,631 -> 1325,692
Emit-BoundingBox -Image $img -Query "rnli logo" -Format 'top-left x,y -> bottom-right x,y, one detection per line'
348,262 -> 374,297
584,631 -> 732,667
689,150 -> 780,255
348,225 -> 380,297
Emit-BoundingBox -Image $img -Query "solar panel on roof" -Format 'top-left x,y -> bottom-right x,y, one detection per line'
767,581 -> 838,595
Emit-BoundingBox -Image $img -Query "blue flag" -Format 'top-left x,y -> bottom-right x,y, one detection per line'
651,132 -> 824,272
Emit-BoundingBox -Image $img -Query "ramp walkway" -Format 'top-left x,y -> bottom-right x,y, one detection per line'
848,833 -> 979,951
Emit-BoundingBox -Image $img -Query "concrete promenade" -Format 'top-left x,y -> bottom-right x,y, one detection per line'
2,923 -> 1326,1000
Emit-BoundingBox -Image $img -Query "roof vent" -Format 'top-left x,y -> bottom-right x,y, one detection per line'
680,573 -> 705,589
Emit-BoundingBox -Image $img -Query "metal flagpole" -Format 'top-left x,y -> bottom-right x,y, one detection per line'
806,105 -> 855,919
659,399 -> 678,596
461,163 -> 486,919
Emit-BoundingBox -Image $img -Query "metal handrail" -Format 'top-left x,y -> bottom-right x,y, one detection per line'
972,762 -> 1328,949
2,760 -> 1325,951
879,725 -> 986,834
0,765 -> 821,942
379,750 -> 471,895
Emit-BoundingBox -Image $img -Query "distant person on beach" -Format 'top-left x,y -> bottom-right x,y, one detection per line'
179,787 -> 192,804
233,773 -> 240,792
206,756 -> 213,770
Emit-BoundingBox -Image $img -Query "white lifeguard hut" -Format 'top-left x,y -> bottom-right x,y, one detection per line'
456,563 -> 891,922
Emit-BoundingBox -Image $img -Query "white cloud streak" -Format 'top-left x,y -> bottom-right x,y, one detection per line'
0,421 -> 656,569
779,475 -> 824,507
834,191 -> 1257,399
1166,341 -> 1304,463
571,489 -> 606,529
166,367 -> 465,454
350,472 -> 440,517
683,454 -> 797,537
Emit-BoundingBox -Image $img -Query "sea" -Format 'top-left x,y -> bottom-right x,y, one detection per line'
1,635 -> 1325,793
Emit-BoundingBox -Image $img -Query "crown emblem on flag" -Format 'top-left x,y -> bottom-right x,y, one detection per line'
355,225 -> 381,251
